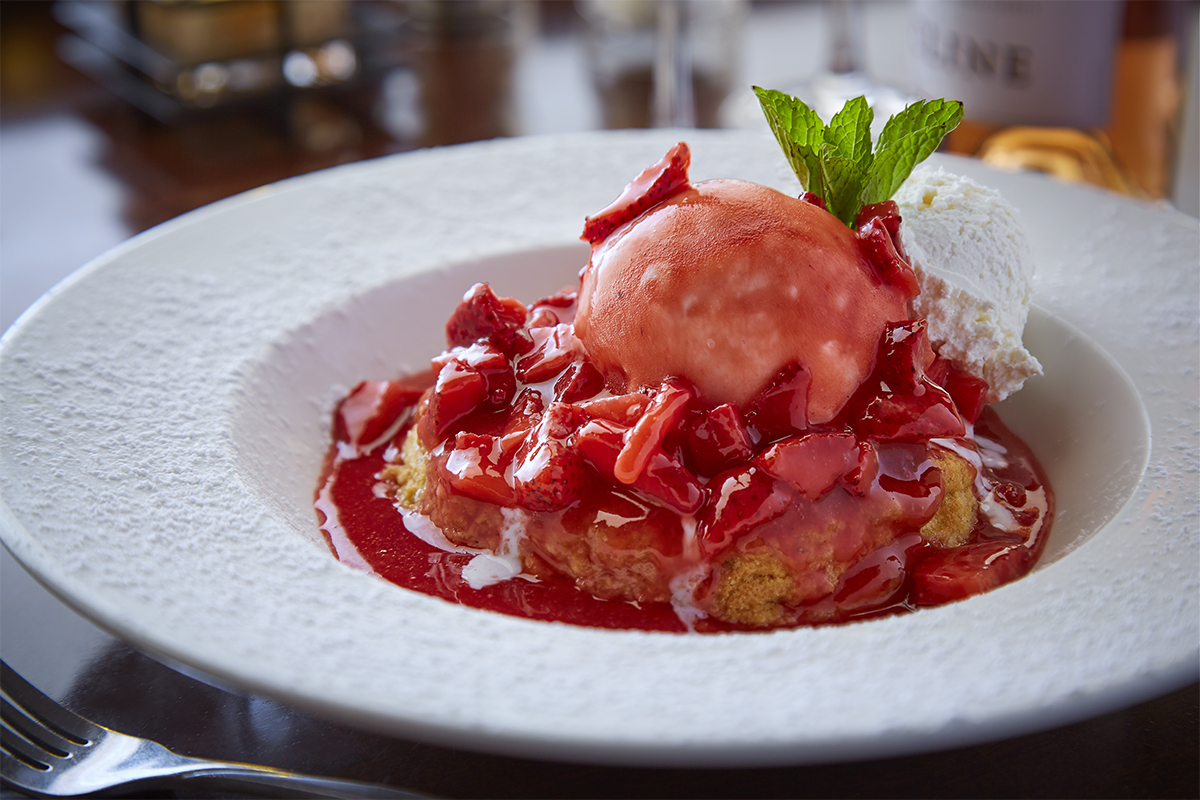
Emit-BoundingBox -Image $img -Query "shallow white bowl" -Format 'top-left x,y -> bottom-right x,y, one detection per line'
1,131 -> 1196,766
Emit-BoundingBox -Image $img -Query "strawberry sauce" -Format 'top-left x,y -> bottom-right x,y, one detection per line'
314,284 -> 1053,634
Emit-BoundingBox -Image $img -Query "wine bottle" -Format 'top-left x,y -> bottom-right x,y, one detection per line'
911,0 -> 1183,199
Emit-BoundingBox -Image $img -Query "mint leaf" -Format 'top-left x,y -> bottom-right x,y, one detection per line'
865,99 -> 965,205
823,95 -> 874,167
755,88 -> 963,227
819,149 -> 868,226
753,86 -> 827,198
820,97 -> 874,224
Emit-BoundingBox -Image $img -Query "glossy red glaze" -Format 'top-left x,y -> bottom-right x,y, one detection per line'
316,280 -> 1052,632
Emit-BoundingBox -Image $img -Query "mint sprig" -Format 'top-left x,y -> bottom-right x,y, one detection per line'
753,87 -> 964,226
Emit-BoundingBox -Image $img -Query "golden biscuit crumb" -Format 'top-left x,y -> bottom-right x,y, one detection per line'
383,426 -> 426,510
712,551 -> 797,627
921,447 -> 978,547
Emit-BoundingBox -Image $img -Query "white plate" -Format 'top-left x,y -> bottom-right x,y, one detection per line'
1,131 -> 1196,767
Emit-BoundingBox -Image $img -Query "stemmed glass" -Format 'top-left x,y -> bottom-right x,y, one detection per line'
723,0 -> 914,133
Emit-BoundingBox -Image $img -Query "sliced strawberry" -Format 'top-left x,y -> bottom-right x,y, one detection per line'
682,403 -> 755,477
440,432 -> 516,506
857,217 -> 919,296
424,360 -> 489,441
745,362 -> 811,443
800,191 -> 827,210
833,533 -> 926,613
844,321 -> 965,442
335,380 -> 423,448
874,442 -> 945,525
634,450 -> 704,515
516,323 -> 579,383
841,440 -> 880,498
854,200 -> 904,251
581,142 -> 692,244
530,286 -> 578,310
697,466 -> 790,557
511,403 -> 588,511
528,288 -> 579,327
856,200 -> 916,293
446,341 -> 516,408
527,306 -> 560,329
502,387 -> 545,437
756,432 -> 859,500
445,283 -> 530,354
574,418 -> 625,476
857,393 -> 965,442
614,380 -> 694,484
578,393 -> 651,425
911,541 -> 1035,605
555,358 -> 605,403
927,357 -> 990,423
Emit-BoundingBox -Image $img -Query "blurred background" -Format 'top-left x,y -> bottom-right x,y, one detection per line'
1,4 -> 1197,796
2,0 -> 1197,333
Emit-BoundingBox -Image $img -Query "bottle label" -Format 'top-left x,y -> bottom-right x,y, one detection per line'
912,0 -> 1122,128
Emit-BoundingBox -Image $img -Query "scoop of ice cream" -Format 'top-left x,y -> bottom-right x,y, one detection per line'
574,179 -> 914,424
895,167 -> 1043,402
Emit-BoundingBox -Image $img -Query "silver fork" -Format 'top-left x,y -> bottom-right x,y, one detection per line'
0,661 -> 426,798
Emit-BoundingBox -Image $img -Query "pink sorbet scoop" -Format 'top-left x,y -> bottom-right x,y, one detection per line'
574,144 -> 917,425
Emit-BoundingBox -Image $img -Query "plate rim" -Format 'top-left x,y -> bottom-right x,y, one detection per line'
1,129 -> 1197,766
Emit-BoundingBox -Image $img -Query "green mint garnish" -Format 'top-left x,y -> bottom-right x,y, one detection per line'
753,87 -> 964,226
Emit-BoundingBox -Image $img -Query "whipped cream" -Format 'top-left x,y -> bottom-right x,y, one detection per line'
896,166 -> 1043,402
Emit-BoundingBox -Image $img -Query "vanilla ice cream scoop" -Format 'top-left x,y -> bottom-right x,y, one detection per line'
895,167 -> 1043,402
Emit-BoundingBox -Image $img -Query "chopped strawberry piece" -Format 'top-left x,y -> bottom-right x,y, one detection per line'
878,321 -> 937,390
746,362 -> 811,442
682,403 -> 755,476
445,283 -> 530,354
531,287 -> 578,309
857,218 -> 920,296
856,199 -> 909,262
927,357 -> 990,423
335,380 -> 423,448
581,142 -> 692,244
697,466 -> 790,557
844,321 -> 965,442
855,200 -> 903,242
756,432 -> 859,500
574,418 -> 702,514
511,403 -> 588,511
578,393 -> 651,425
799,191 -> 827,210
527,307 -> 560,329
994,480 -> 1027,508
833,533 -> 926,613
555,358 -> 605,403
424,360 -> 489,441
634,450 -> 704,515
858,394 -> 965,442
574,418 -> 625,476
911,541 -> 1035,605
841,440 -> 880,498
502,388 -> 545,436
444,341 -> 516,408
440,432 -> 517,506
516,323 -> 579,383
615,380 -> 694,484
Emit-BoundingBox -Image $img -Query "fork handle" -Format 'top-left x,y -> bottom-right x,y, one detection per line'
174,766 -> 428,798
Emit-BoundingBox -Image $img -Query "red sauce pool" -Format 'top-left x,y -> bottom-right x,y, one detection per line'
315,405 -> 1052,634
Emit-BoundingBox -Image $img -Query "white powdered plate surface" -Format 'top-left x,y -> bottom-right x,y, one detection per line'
1,131 -> 1196,766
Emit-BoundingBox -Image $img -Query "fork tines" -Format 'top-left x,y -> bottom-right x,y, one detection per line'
1,660 -> 95,780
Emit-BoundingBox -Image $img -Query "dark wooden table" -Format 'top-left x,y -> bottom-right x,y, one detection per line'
2,2 -> 1197,798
